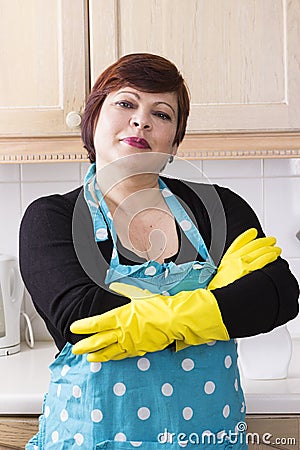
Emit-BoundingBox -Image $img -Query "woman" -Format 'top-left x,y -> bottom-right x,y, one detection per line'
20,53 -> 299,449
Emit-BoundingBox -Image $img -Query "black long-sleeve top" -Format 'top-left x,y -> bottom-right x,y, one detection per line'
19,176 -> 299,352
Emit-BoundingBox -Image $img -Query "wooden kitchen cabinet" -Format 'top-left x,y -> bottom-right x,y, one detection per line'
246,416 -> 299,449
89,0 -> 300,159
1,0 -> 300,162
0,0 -> 88,136
0,416 -> 38,449
90,0 -> 300,134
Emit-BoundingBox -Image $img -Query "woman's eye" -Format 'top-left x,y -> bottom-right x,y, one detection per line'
116,101 -> 133,109
154,112 -> 171,121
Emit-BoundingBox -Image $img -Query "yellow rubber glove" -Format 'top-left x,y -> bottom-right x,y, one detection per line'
208,228 -> 281,290
71,283 -> 229,362
177,228 -> 281,350
71,228 -> 281,361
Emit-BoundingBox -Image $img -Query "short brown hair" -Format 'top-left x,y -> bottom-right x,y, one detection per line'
81,53 -> 190,163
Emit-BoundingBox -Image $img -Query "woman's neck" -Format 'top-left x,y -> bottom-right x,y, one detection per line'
97,172 -> 163,215
95,152 -> 171,213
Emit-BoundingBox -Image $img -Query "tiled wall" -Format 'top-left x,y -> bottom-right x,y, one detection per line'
0,158 -> 299,340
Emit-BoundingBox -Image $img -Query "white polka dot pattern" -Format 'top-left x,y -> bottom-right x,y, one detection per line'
72,385 -> 82,398
181,358 -> 194,371
115,432 -> 126,441
113,382 -> 126,396
144,266 -> 156,276
51,431 -> 59,443
91,409 -> 103,423
60,409 -> 68,422
44,405 -> 50,418
90,362 -> 102,373
96,228 -> 108,240
182,407 -> 193,420
224,355 -> 232,368
137,407 -> 150,420
223,404 -> 230,418
204,381 -> 215,395
179,220 -> 192,231
137,357 -> 150,371
161,188 -> 172,197
39,329 -> 244,446
74,433 -> 84,446
161,383 -> 173,396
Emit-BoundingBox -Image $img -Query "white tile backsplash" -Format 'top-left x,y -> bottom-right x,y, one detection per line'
21,162 -> 81,182
0,162 -> 83,343
21,180 -> 81,213
0,164 -> 20,182
22,290 -> 52,342
0,158 -> 299,341
203,158 -> 262,178
0,183 -> 21,256
264,177 -> 300,259
162,157 -> 203,181
80,162 -> 91,181
264,158 -> 300,177
207,177 -> 264,224
286,259 -> 300,337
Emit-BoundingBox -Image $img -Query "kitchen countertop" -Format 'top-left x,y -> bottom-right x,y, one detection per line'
240,337 -> 300,414
0,340 -> 300,415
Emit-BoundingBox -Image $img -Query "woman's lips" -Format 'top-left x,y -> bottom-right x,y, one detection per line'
121,137 -> 150,149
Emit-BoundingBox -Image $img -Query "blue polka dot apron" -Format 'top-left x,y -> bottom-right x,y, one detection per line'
26,164 -> 247,449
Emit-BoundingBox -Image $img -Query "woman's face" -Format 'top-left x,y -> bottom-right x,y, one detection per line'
93,87 -> 178,170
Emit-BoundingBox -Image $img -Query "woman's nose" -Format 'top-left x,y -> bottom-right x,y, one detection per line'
129,115 -> 151,130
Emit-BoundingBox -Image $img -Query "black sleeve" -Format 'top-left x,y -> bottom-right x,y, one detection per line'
19,191 -> 130,351
209,186 -> 299,338
19,183 -> 299,350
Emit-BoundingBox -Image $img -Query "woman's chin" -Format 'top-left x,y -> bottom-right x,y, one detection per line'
97,151 -> 169,177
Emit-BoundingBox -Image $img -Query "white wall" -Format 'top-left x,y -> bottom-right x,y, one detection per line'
0,158 -> 299,340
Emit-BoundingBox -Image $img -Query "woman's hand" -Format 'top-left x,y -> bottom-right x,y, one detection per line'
208,228 -> 281,290
71,283 -> 229,362
70,228 -> 281,362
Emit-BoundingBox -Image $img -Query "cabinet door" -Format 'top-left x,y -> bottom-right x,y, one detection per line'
0,416 -> 39,449
0,0 -> 88,137
90,0 -> 300,134
246,416 -> 298,450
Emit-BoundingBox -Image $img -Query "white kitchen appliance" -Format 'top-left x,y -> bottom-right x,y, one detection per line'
0,254 -> 24,356
238,325 -> 292,379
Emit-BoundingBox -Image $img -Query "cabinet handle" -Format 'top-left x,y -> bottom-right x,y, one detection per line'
66,111 -> 82,128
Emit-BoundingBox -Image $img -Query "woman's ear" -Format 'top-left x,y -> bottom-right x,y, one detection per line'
171,145 -> 178,159
169,146 -> 178,164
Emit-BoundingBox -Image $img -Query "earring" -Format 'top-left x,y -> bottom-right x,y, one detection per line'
169,154 -> 174,164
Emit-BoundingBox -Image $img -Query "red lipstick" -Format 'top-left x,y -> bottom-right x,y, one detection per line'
122,137 -> 150,149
